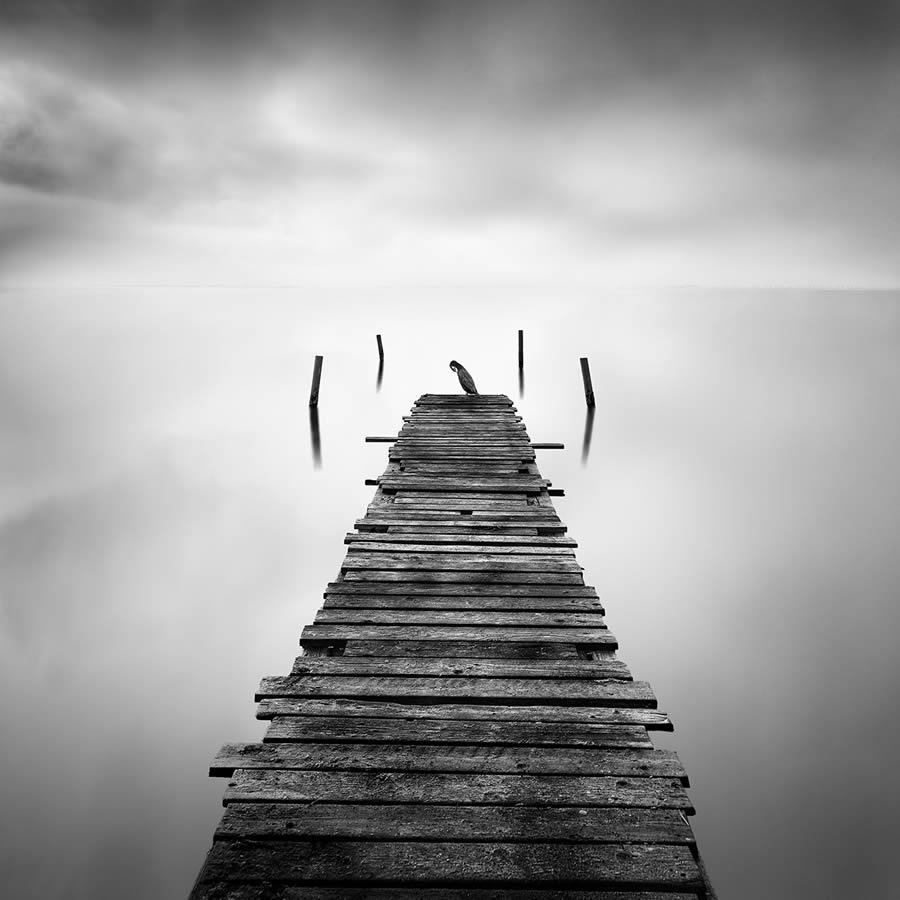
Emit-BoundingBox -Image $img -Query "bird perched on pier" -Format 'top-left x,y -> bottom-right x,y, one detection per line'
449,360 -> 478,394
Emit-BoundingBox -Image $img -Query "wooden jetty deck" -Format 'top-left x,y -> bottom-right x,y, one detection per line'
190,393 -> 715,898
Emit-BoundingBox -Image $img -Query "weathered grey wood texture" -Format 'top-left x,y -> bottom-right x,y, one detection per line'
190,393 -> 713,898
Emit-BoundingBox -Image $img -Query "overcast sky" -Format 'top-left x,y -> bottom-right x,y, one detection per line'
2,0 -> 899,287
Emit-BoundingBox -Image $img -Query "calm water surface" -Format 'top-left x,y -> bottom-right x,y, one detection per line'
1,287 -> 899,898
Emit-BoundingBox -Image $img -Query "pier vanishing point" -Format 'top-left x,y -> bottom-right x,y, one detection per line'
190,393 -> 715,898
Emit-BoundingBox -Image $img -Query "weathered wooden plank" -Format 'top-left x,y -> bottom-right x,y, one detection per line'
391,447 -> 534,454
289,657 -> 629,679
381,485 -> 538,493
393,465 -> 537,474
346,532 -> 577,547
391,440 -> 532,447
256,675 -> 651,705
393,441 -> 535,449
300,625 -> 615,645
401,417 -> 524,423
323,596 -> 603,613
341,640 -> 585,659
224,770 -> 695,812
261,718 -> 651,749
405,421 -> 523,426
365,525 -> 553,536
390,457 -> 537,465
402,426 -> 525,431
341,563 -> 588,581
376,500 -> 537,511
367,504 -> 546,512
390,454 -> 528,460
381,526 -> 566,537
346,542 -> 577,556
367,519 -> 561,527
391,458 -> 537,465
193,839 -> 702,890
325,582 -> 596,597
340,571 -> 586,584
359,511 -> 563,521
391,444 -> 529,450
358,519 -> 557,528
215,803 -> 695,845
192,885 -> 695,900
396,437 -> 531,445
402,415 -> 524,421
405,415 -> 522,421
213,744 -> 683,780
380,499 -> 540,507
314,610 -> 604,628
254,698 -> 673,730
380,478 -> 548,494
389,469 -> 537,477
358,517 -> 560,527
342,565 -> 584,579
389,456 -> 531,464
393,436 -> 531,443
391,445 -> 533,452
381,492 -> 550,502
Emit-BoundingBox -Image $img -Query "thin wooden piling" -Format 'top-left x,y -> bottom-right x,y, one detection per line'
309,355 -> 323,407
191,392 -> 713,898
518,330 -> 524,369
580,357 -> 595,407
376,334 -> 384,361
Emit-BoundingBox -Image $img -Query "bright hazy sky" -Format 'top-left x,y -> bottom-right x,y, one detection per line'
2,0 -> 899,287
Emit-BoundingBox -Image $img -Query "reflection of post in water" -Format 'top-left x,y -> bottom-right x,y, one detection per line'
309,406 -> 322,468
581,405 -> 595,465
376,358 -> 384,392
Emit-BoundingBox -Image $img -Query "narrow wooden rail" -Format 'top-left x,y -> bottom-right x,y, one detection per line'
190,393 -> 715,898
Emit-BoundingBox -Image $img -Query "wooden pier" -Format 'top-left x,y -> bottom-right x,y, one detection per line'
191,393 -> 715,898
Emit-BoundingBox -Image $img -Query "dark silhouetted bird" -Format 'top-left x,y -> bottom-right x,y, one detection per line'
449,360 -> 478,394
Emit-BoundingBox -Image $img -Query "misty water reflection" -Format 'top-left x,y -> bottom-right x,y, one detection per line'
581,405 -> 595,464
308,405 -> 322,468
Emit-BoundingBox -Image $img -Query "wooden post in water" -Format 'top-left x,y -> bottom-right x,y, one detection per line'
376,334 -> 384,362
190,392 -> 715,898
308,355 -> 323,407
580,357 -> 595,407
518,330 -> 524,369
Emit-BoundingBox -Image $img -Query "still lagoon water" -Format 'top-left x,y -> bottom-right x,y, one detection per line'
1,286 -> 899,898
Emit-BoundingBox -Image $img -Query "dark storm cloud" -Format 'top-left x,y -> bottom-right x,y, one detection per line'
6,0 -> 900,45
0,54 -> 377,210
0,69 -> 145,198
